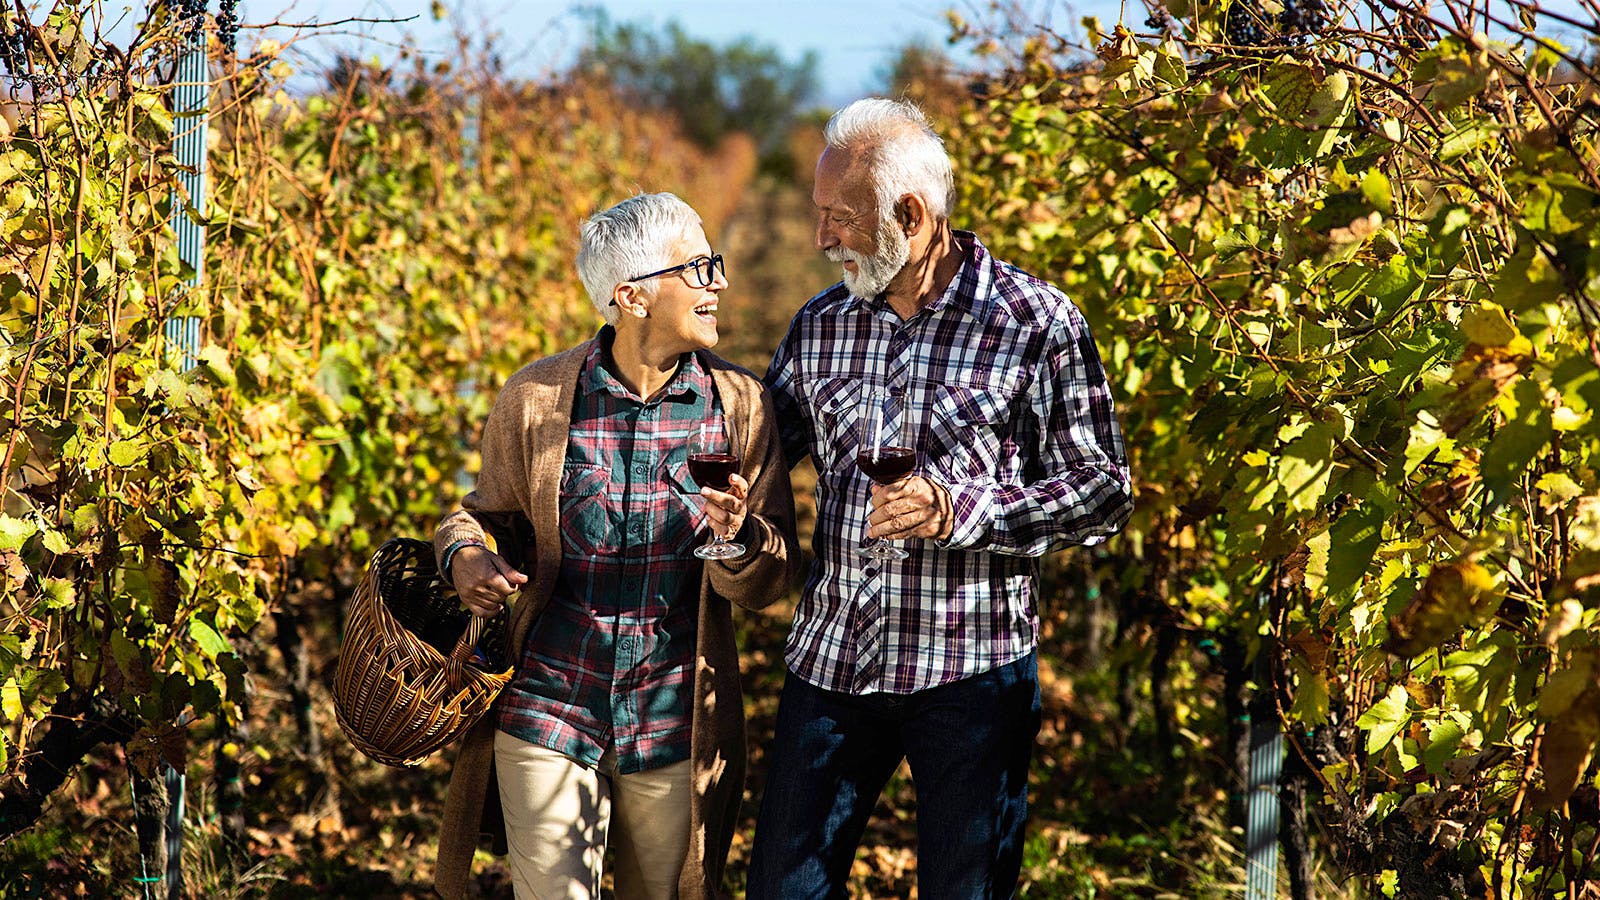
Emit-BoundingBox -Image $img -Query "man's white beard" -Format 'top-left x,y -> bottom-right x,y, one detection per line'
826,218 -> 910,300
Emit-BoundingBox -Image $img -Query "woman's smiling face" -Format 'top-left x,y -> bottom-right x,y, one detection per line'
636,225 -> 727,355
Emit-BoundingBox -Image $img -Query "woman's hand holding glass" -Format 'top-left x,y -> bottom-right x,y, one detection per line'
688,421 -> 747,559
698,472 -> 750,557
450,546 -> 527,617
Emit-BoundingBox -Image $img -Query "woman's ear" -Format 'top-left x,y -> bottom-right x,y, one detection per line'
613,282 -> 650,319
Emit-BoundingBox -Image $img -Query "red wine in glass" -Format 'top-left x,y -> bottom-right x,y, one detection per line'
688,452 -> 740,491
856,389 -> 913,560
687,422 -> 745,559
855,447 -> 916,484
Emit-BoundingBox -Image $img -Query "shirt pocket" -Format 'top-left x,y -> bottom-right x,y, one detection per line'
662,458 -> 708,556
810,376 -> 862,475
925,384 -> 1017,483
558,462 -> 619,557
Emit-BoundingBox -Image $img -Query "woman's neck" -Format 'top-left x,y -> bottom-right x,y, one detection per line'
606,325 -> 682,401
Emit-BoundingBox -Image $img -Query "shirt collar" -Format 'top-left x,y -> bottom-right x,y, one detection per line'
581,326 -> 707,404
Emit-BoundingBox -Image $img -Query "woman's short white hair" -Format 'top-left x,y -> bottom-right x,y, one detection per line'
824,98 -> 955,223
577,192 -> 702,326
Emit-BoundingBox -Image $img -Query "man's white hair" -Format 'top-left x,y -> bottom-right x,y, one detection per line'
577,192 -> 701,326
823,98 -> 955,223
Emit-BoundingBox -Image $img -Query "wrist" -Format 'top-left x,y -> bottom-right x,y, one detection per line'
441,538 -> 487,581
933,480 -> 954,542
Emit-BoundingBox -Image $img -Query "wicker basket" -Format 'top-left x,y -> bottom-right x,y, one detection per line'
333,537 -> 513,767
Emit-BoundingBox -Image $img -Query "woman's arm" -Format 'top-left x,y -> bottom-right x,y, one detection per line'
435,378 -> 534,612
707,386 -> 798,611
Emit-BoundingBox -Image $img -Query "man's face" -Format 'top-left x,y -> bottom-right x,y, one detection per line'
640,225 -> 726,355
813,148 -> 910,299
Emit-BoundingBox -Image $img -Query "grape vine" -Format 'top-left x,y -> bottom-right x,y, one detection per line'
956,0 -> 1600,895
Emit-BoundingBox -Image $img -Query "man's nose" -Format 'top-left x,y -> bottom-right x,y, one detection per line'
816,217 -> 836,251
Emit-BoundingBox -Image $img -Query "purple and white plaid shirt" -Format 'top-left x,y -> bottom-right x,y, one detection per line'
764,232 -> 1133,695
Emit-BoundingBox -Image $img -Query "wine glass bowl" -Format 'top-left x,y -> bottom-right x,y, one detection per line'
687,421 -> 745,560
855,446 -> 916,485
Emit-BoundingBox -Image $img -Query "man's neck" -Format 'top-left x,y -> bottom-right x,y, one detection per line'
883,225 -> 962,321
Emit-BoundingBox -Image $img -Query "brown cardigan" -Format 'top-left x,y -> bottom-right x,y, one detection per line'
431,341 -> 798,900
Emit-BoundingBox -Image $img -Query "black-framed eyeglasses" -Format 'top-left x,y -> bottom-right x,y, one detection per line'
629,253 -> 725,289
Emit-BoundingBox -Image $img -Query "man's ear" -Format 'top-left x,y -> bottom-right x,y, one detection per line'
896,194 -> 926,235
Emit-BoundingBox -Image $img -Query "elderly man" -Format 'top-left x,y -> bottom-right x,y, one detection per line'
750,98 -> 1133,898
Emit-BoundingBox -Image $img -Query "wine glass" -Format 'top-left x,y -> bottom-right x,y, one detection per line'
855,388 -> 914,560
687,421 -> 746,560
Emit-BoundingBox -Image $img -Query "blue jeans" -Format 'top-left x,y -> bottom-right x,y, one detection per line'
747,652 -> 1042,900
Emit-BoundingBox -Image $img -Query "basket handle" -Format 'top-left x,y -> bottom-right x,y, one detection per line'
448,612 -> 494,669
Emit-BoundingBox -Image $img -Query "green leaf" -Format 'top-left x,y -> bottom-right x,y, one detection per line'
1277,421 -> 1337,513
1520,178 -> 1597,235
1289,657 -> 1330,726
1305,528 -> 1331,593
40,529 -> 68,555
1326,503 -> 1384,598
1481,379 -> 1552,511
1494,243 -> 1565,311
1438,122 -> 1497,163
1360,168 -> 1393,214
196,345 -> 237,389
0,515 -> 36,551
190,619 -> 231,659
1214,224 -> 1261,260
1441,631 -> 1517,711
1263,61 -> 1321,119
41,578 -> 74,610
1404,411 -> 1456,475
1427,50 -> 1489,110
108,439 -> 147,468
1423,716 -> 1467,774
1357,684 -> 1412,754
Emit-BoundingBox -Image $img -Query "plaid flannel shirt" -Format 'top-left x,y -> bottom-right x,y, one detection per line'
497,335 -> 717,773
764,232 -> 1133,695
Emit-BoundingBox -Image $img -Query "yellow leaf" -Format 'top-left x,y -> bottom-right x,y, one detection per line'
1386,558 -> 1502,657
1,678 -> 20,721
1553,407 -> 1590,432
1461,302 -> 1519,347
1538,700 -> 1600,808
1536,472 -> 1584,509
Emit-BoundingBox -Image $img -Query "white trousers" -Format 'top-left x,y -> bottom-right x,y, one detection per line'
493,729 -> 692,900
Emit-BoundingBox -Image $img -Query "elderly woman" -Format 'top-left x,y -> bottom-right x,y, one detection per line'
432,192 -> 798,900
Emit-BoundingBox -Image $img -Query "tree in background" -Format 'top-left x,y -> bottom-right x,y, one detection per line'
577,13 -> 819,176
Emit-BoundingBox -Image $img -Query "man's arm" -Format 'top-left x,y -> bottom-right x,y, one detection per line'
938,307 -> 1132,556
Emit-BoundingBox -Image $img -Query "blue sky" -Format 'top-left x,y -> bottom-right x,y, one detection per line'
242,0 -> 1125,105
101,1 -> 1598,107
